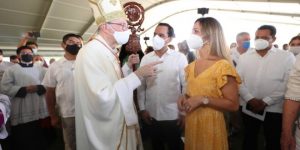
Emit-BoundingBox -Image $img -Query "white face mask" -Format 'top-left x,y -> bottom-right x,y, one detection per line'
113,29 -> 131,45
34,61 -> 43,67
186,34 -> 204,50
254,39 -> 269,51
289,46 -> 300,55
152,35 -> 165,51
32,48 -> 38,54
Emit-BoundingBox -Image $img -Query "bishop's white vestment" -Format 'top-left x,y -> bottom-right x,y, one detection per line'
74,35 -> 143,150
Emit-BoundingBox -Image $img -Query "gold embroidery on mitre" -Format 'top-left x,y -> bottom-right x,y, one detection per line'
88,0 -> 127,25
95,11 -> 126,25
110,0 -> 117,5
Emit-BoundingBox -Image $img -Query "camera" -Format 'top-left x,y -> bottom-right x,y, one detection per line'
28,32 -> 40,38
144,36 -> 150,46
198,8 -> 209,16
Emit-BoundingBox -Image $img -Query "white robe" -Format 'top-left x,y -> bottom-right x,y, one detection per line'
0,94 -> 10,150
74,35 -> 143,150
0,64 -> 48,126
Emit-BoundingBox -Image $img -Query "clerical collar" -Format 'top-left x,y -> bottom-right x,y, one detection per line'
19,62 -> 33,67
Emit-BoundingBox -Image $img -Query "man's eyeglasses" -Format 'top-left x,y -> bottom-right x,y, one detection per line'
107,22 -> 128,30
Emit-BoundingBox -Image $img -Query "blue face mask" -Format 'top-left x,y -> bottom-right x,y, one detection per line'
242,41 -> 250,49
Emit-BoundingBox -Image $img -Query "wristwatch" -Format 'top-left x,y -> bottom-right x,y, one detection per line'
202,96 -> 209,105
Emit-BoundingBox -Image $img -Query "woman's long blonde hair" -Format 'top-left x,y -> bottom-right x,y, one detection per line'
195,17 -> 231,62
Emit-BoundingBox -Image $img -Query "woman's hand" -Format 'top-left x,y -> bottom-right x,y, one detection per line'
183,96 -> 203,112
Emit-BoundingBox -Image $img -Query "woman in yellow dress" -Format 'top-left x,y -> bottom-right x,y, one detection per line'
178,17 -> 241,150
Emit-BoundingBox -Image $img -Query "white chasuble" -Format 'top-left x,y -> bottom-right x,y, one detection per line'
74,35 -> 143,150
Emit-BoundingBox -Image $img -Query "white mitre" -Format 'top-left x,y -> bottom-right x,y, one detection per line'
88,0 -> 127,25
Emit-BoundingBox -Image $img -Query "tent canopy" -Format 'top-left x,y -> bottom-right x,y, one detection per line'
0,0 -> 299,56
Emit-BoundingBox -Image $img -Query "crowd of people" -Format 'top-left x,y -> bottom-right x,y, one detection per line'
0,32 -> 81,150
0,0 -> 300,150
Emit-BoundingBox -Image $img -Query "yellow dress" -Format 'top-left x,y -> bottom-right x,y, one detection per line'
184,59 -> 240,150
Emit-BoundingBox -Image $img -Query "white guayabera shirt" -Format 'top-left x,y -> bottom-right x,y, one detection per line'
42,57 -> 76,118
285,54 -> 300,149
237,47 -> 295,120
138,49 -> 188,121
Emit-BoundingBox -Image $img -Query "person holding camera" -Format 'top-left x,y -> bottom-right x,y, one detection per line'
18,32 -> 39,54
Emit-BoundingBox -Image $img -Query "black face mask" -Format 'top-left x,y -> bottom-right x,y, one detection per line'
66,44 -> 82,55
21,54 -> 33,62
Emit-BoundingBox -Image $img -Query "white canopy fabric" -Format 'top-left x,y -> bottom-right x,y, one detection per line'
142,1 -> 300,51
0,0 -> 299,56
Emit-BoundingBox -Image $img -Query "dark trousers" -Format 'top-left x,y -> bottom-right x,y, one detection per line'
143,119 -> 183,150
242,112 -> 282,150
11,120 -> 47,150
